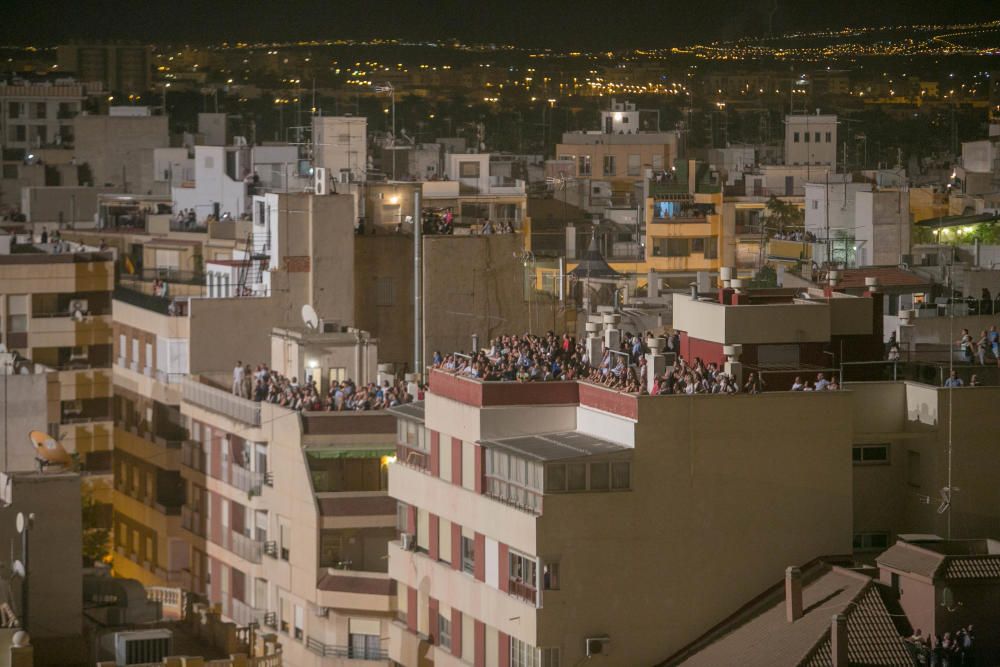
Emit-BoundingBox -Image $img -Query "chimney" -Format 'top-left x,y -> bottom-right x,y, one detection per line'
831,613 -> 848,667
785,566 -> 803,622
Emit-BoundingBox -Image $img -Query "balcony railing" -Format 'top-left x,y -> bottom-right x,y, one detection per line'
181,506 -> 206,537
182,377 -> 261,426
210,528 -> 264,564
181,440 -> 206,472
508,578 -> 538,605
230,597 -> 266,627
223,464 -> 265,496
306,637 -> 388,661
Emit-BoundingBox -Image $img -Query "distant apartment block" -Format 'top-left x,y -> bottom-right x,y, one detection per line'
57,44 -> 153,94
0,80 -> 87,153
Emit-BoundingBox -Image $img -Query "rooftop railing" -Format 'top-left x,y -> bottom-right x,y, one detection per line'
182,377 -> 261,426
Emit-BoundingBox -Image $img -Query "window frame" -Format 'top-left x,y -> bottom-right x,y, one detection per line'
852,444 -> 890,465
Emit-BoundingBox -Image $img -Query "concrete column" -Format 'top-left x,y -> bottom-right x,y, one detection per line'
603,313 -> 621,350
724,344 -> 743,388
645,336 -> 666,394
647,268 -> 659,299
585,320 -> 603,367
785,566 -> 803,622
831,614 -> 848,667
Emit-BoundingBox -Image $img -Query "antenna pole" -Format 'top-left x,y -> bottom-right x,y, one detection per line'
947,253 -> 954,539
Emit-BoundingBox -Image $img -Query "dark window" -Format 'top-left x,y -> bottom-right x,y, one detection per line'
665,238 -> 690,257
704,237 -> 719,259
825,131 -> 832,142
793,132 -> 800,143
459,161 -> 480,178
691,238 -> 705,254
852,444 -> 889,464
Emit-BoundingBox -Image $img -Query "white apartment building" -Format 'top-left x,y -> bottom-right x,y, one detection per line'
785,113 -> 838,168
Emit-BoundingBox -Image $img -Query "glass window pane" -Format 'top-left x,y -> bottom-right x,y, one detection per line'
611,462 -> 630,490
545,464 -> 566,492
590,463 -> 609,490
567,463 -> 586,491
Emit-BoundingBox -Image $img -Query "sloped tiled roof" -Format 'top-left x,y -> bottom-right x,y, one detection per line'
670,564 -> 911,667
800,581 -> 913,666
940,555 -> 1000,580
876,542 -> 946,579
878,541 -> 1000,581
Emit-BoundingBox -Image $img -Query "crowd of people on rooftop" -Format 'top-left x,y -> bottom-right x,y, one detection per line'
231,361 -> 417,411
906,625 -> 975,666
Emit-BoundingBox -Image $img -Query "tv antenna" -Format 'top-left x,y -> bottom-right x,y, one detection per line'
28,431 -> 71,472
301,304 -> 319,330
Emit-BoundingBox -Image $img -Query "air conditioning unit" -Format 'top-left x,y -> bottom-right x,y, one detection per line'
313,605 -> 330,618
401,533 -> 416,551
585,636 -> 610,657
314,167 -> 328,195
114,629 -> 173,666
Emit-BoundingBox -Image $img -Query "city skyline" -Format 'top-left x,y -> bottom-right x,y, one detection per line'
2,0 -> 998,48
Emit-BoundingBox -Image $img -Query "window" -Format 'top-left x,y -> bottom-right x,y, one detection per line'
814,132 -> 821,143
704,237 -> 719,260
376,277 -> 395,306
691,238 -> 705,254
804,132 -> 810,143
35,103 -> 46,119
544,464 -> 566,492
6,295 -> 27,333
907,450 -> 921,488
611,462 -> 631,490
825,131 -> 832,142
13,125 -> 26,142
461,536 -> 475,574
602,155 -> 616,177
627,154 -> 640,177
567,463 -> 586,491
509,551 -> 538,604
280,523 -> 290,561
349,633 -> 381,660
293,604 -> 304,640
665,238 -> 690,257
589,462 -> 609,490
459,161 -> 480,178
811,199 -> 819,210
438,614 -> 452,649
852,444 -> 889,464
577,155 -> 591,176
543,562 -> 560,590
511,638 -> 560,667
853,532 -> 890,551
652,154 -> 663,170
793,132 -> 800,143
7,102 -> 20,119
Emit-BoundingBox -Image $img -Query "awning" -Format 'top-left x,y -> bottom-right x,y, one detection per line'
915,212 -> 1000,229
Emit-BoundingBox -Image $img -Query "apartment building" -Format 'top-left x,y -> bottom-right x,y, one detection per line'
386,368 -> 855,666
785,112 -> 838,168
73,112 -> 169,193
0,355 -> 60,473
556,100 -> 678,185
176,327 -> 397,667
0,238 -> 114,475
0,80 -> 87,154
57,44 -> 153,94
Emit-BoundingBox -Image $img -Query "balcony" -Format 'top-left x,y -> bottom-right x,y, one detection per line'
508,578 -> 538,605
182,377 -> 261,426
222,463 -> 266,496
181,440 -> 206,473
306,637 -> 389,662
209,528 -> 264,564
181,506 -> 206,537
113,285 -> 189,317
230,597 -> 266,627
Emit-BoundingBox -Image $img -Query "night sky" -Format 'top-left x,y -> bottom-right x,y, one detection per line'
1,0 -> 998,48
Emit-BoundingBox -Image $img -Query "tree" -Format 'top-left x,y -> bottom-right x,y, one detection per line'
763,196 -> 804,233
82,491 -> 111,567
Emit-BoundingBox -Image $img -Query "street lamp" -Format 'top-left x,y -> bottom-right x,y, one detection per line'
373,83 -> 396,179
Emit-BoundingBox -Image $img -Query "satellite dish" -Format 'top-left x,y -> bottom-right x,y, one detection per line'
301,304 -> 319,330
28,431 -> 71,470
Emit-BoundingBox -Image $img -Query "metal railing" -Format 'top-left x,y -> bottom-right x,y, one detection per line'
210,528 -> 264,564
181,441 -> 207,472
181,506 -> 206,537
230,597 -> 266,627
182,377 -> 262,426
306,637 -> 388,661
223,463 -> 265,496
841,360 -> 999,387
